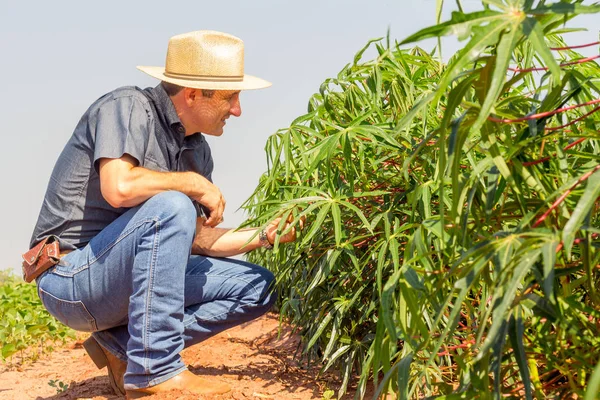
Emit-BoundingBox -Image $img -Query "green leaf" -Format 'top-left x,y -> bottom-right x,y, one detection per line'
2,343 -> 16,359
331,202 -> 342,246
322,344 -> 351,372
397,353 -> 414,400
382,269 -> 402,342
585,357 -> 600,400
471,18 -> 523,133
478,248 -> 541,359
522,17 -> 561,84
509,312 -> 533,400
562,168 -> 600,257
528,3 -> 600,15
400,10 -> 503,45
542,240 -> 558,304
300,203 -> 331,247
306,309 -> 334,350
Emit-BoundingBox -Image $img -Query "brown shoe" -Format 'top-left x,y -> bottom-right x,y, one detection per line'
125,370 -> 231,399
83,336 -> 126,396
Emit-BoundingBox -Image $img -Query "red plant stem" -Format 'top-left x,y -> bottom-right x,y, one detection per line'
508,55 -> 600,73
488,98 -> 600,124
522,156 -> 551,167
522,137 -> 587,167
562,137 -> 587,152
437,340 -> 476,357
555,234 -> 599,253
532,164 -> 600,228
550,41 -> 600,51
544,105 -> 600,131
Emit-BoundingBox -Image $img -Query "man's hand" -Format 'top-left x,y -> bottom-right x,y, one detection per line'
192,212 -> 304,257
192,176 -> 226,227
264,213 -> 305,245
98,155 -> 226,221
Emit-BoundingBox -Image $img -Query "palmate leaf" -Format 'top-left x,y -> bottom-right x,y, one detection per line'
400,10 -> 504,44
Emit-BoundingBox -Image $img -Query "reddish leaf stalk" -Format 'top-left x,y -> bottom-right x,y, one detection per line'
544,105 -> 600,131
508,55 -> 600,73
555,233 -> 599,253
437,339 -> 476,357
550,41 -> 600,51
522,137 -> 588,167
488,98 -> 600,124
532,164 -> 600,228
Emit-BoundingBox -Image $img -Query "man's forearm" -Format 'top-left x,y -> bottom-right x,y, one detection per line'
192,220 -> 262,257
99,155 -> 225,226
106,166 -> 205,208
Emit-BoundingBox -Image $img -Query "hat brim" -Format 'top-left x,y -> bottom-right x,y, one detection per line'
137,66 -> 272,90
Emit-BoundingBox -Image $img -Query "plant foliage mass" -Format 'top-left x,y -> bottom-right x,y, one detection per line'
244,0 -> 600,398
0,273 -> 74,365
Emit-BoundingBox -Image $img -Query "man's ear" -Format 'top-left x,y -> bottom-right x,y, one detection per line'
183,87 -> 198,106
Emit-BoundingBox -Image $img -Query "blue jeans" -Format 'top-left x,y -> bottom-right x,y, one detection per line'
36,191 -> 276,389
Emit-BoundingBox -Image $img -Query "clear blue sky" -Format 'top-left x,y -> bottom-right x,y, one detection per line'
0,1 -> 597,273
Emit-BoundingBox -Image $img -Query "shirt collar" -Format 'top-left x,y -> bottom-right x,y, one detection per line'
151,84 -> 183,129
149,84 -> 206,148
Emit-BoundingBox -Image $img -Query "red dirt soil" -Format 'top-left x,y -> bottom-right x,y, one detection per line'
0,313 -> 360,400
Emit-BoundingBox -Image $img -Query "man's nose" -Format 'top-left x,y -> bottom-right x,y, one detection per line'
230,97 -> 242,117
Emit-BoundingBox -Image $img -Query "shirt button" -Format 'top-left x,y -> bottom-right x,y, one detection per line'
177,126 -> 185,134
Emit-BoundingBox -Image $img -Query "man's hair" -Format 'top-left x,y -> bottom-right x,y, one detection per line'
161,81 -> 184,96
161,81 -> 215,98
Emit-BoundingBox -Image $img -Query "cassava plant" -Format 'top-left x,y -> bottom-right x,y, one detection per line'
243,0 -> 600,398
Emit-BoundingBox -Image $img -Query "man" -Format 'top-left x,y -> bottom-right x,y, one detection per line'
28,30 -> 298,398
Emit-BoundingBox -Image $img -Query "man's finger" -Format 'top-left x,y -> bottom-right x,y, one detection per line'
204,215 -> 219,227
204,206 -> 223,227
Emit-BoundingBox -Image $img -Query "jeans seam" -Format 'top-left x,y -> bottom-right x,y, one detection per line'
124,365 -> 187,390
52,218 -> 159,277
143,219 -> 161,374
183,304 -> 254,327
38,288 -> 98,331
88,217 -> 160,266
182,275 -> 265,327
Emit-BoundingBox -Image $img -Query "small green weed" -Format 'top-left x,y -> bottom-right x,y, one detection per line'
0,271 -> 75,365
48,379 -> 69,394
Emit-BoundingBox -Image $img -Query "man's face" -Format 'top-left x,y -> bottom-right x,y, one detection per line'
188,89 -> 242,136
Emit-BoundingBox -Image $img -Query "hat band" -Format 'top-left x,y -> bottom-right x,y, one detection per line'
164,71 -> 244,82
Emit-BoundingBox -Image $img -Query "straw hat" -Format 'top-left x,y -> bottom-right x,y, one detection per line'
137,30 -> 271,91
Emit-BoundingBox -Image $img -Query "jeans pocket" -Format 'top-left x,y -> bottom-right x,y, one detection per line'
39,288 -> 98,332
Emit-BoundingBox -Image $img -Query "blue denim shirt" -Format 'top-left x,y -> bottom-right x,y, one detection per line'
30,84 -> 214,250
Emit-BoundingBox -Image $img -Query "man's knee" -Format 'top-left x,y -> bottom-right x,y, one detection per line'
253,266 -> 277,311
145,191 -> 197,230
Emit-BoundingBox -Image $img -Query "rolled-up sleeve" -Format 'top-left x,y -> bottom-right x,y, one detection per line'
92,95 -> 151,173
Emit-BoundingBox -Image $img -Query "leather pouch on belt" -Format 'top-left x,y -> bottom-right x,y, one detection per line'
21,235 -> 60,283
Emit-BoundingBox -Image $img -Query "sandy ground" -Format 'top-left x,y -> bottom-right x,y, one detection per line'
0,313 -> 358,400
